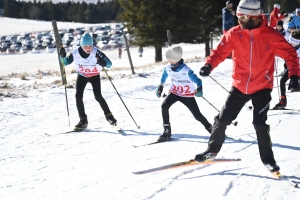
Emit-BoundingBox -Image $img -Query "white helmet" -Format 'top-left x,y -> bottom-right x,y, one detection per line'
296,8 -> 300,13
274,4 -> 280,9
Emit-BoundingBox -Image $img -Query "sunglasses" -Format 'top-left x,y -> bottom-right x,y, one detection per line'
236,14 -> 260,20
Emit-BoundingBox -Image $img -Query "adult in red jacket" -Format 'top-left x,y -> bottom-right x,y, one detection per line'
194,0 -> 300,173
269,4 -> 287,28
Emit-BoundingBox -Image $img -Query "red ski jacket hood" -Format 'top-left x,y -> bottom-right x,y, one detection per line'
205,21 -> 299,95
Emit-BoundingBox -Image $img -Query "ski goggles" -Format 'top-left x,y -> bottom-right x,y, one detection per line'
236,14 -> 260,21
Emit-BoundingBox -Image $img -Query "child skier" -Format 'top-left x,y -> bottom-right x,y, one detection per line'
155,45 -> 212,141
274,29 -> 300,108
59,33 -> 117,131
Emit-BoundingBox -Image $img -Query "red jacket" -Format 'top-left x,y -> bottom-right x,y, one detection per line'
205,20 -> 299,95
269,7 -> 285,27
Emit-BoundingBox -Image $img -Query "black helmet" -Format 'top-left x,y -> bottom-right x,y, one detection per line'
276,20 -> 283,26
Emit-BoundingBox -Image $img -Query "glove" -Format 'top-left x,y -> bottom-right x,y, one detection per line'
288,75 -> 300,92
195,86 -> 203,97
97,59 -> 107,67
59,47 -> 66,58
199,64 -> 212,76
155,85 -> 164,98
281,11 -> 286,15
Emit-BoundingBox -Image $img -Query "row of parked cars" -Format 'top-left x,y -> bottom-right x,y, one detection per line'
0,23 -> 126,54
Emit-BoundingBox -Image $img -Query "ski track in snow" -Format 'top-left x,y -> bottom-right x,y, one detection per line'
146,165 -> 210,199
232,139 -> 257,153
222,173 -> 243,196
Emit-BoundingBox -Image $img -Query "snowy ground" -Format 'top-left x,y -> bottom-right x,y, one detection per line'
1,18 -> 300,200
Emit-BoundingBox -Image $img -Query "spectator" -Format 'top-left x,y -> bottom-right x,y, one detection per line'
288,8 -> 300,30
118,46 -> 122,59
269,4 -> 287,28
222,1 -> 235,34
138,46 -> 143,57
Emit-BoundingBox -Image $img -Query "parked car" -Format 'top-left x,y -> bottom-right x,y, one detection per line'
97,40 -> 109,49
62,36 -> 74,46
0,43 -> 11,52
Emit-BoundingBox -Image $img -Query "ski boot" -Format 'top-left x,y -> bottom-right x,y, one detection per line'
273,96 -> 287,109
158,123 -> 171,142
264,163 -> 280,173
105,112 -> 117,126
74,115 -> 88,131
195,149 -> 217,162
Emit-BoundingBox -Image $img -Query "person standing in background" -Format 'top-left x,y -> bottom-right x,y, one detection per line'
269,4 -> 287,28
222,1 -> 235,34
138,46 -> 143,57
118,46 -> 122,59
222,1 -> 235,59
288,8 -> 300,30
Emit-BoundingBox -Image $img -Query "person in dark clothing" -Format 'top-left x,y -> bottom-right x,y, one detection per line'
195,0 -> 300,173
222,1 -> 235,34
155,45 -> 212,142
222,1 -> 235,58
274,29 -> 300,108
59,33 -> 117,131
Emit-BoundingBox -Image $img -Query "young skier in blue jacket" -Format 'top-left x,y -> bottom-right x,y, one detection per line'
155,45 -> 212,141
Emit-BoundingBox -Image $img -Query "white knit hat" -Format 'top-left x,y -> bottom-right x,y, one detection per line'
274,4 -> 280,9
166,46 -> 182,63
237,0 -> 261,16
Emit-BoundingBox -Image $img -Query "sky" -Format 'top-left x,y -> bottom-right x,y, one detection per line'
1,17 -> 300,200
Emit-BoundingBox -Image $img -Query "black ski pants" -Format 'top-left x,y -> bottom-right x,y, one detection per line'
161,93 -> 211,129
208,87 -> 276,165
279,69 -> 289,97
75,74 -> 110,117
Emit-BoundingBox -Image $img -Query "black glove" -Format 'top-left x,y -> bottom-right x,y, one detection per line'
97,59 -> 107,67
59,47 -> 66,58
199,64 -> 212,76
281,11 -> 286,15
155,85 -> 164,98
288,75 -> 300,92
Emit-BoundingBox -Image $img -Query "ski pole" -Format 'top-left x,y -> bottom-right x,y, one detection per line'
52,20 -> 70,126
209,75 -> 253,110
274,56 -> 280,99
201,96 -> 238,126
101,66 -> 140,129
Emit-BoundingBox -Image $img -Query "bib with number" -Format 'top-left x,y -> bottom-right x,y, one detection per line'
166,64 -> 196,97
73,47 -> 101,78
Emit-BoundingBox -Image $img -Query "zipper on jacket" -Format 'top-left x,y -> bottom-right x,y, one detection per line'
246,31 -> 254,94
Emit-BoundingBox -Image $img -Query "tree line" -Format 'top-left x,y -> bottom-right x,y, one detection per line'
3,0 -> 121,23
2,0 -> 300,61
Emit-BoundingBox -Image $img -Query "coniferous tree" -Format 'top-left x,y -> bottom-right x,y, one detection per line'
4,0 -> 15,17
118,0 -> 224,61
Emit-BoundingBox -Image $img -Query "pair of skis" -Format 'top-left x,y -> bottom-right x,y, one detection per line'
270,107 -> 300,111
133,134 -> 241,148
132,158 -> 298,188
133,158 -> 241,174
44,125 -> 125,136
